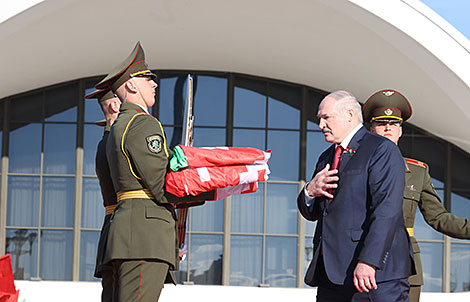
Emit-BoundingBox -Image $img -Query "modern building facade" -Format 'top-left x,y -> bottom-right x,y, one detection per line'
0,0 -> 469,296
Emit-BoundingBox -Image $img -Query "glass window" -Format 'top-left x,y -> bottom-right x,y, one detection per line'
231,183 -> 264,233
80,231 -> 100,281
189,234 -> 223,285
193,76 -> 227,127
399,136 -> 446,184
233,129 -> 265,150
193,128 -> 225,147
83,125 -> 105,175
304,237 -> 314,280
191,200 -> 223,232
84,87 -> 105,123
43,124 -> 76,175
41,177 -> 75,228
44,84 -> 77,122
306,131 -> 330,181
164,126 -> 183,150
451,192 -> 470,220
268,96 -> 299,129
267,83 -> 301,130
9,123 -> 42,174
10,92 -> 43,122
450,243 -> 470,292
266,183 -> 298,235
40,230 -> 73,280
267,130 -> 299,181
5,229 -> 38,280
81,178 -> 105,229
234,80 -> 266,128
306,89 -> 326,130
159,76 -> 186,125
175,234 -> 189,284
414,189 -> 444,240
420,242 -> 443,292
431,177 -> 444,189
7,176 -> 40,227
264,236 -> 297,287
305,221 -> 317,237
230,235 -> 262,286
451,147 -> 470,191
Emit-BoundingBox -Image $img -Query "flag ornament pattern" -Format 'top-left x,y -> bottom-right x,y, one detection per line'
166,145 -> 271,201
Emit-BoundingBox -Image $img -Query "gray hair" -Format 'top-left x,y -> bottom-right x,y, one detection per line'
324,90 -> 363,123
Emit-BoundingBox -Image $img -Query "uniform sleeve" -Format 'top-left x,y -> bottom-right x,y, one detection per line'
419,166 -> 470,239
358,140 -> 406,269
124,115 -> 170,204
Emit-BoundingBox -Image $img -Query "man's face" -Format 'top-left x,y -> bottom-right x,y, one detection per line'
370,121 -> 402,144
132,76 -> 158,108
317,97 -> 351,144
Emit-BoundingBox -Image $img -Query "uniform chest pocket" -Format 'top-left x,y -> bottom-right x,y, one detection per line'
145,206 -> 170,223
404,189 -> 420,201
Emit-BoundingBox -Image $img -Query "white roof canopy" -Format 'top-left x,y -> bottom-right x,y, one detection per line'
1,0 -> 469,152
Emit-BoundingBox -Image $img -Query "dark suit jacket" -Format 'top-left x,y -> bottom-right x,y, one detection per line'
298,126 -> 414,286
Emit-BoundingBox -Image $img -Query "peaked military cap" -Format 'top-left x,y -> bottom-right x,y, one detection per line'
85,88 -> 116,103
85,89 -> 116,127
95,41 -> 156,91
362,89 -> 412,123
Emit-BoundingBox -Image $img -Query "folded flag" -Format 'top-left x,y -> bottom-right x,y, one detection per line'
169,145 -> 271,171
165,146 -> 271,201
166,163 -> 269,198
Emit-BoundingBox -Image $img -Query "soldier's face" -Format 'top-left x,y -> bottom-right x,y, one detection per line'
317,97 -> 352,144
133,77 -> 158,108
371,122 -> 402,144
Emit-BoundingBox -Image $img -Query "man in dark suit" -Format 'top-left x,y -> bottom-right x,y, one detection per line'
298,90 -> 415,301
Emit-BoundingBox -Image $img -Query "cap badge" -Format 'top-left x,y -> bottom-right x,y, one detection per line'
382,91 -> 395,97
384,108 -> 393,116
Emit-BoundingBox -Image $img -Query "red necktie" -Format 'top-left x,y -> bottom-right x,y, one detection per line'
328,146 -> 343,195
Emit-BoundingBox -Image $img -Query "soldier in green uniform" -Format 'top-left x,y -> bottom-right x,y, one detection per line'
362,89 -> 470,302
95,42 -> 177,302
84,88 -> 121,302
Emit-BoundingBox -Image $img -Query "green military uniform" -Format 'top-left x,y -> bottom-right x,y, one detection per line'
85,89 -> 118,302
403,157 -> 470,301
96,42 -> 177,302
363,89 -> 470,302
104,101 -> 177,267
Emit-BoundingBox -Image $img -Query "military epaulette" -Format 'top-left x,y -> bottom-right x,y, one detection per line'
405,158 -> 427,168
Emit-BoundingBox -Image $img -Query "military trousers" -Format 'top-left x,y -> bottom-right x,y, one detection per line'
113,259 -> 169,302
100,268 -> 113,302
409,285 -> 421,302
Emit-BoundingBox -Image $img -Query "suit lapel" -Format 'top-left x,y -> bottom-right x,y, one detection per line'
338,127 -> 366,174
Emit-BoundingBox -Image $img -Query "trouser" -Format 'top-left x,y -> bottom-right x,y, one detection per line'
409,285 -> 421,302
113,259 -> 169,302
100,268 -> 113,302
315,256 -> 410,302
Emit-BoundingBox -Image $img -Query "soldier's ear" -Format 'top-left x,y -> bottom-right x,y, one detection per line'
125,80 -> 138,93
109,99 -> 120,113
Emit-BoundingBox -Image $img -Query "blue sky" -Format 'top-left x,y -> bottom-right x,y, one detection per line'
420,0 -> 470,39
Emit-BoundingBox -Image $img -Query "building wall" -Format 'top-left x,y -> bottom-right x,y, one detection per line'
1,71 -> 469,292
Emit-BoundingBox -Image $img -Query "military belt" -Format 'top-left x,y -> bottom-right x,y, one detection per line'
117,189 -> 155,202
407,228 -> 414,237
105,204 -> 117,215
